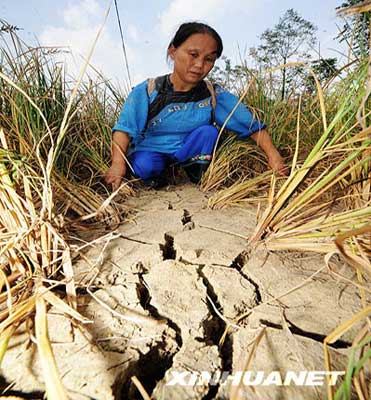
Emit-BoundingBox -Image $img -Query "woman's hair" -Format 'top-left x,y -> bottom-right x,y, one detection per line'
167,22 -> 223,59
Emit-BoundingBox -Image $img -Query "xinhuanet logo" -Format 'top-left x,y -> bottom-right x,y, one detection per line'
166,370 -> 345,387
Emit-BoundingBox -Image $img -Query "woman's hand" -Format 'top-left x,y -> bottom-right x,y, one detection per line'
268,151 -> 288,176
105,161 -> 127,191
250,129 -> 288,176
105,130 -> 130,191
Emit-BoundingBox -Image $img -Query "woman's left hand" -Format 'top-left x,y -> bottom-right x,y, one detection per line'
250,129 -> 289,176
268,152 -> 289,176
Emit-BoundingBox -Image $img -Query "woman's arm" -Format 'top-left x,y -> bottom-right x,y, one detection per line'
104,130 -> 130,190
250,129 -> 288,175
213,89 -> 287,175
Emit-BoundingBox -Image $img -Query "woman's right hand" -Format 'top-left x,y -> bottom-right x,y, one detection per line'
104,161 -> 127,191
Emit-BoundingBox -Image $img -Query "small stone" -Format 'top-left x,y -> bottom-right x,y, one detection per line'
182,221 -> 195,231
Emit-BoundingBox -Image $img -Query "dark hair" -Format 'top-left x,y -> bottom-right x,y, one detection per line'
167,22 -> 223,59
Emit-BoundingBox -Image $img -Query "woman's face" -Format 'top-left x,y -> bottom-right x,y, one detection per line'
169,33 -> 218,89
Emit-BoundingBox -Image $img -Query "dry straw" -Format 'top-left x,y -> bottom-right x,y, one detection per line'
0,2 -> 125,398
202,8 -> 370,396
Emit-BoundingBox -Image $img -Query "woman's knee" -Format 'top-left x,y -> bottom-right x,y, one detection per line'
193,125 -> 219,145
130,152 -> 167,180
195,124 -> 218,138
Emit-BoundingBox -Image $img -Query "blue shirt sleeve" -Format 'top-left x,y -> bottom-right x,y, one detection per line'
214,85 -> 266,139
112,80 -> 149,140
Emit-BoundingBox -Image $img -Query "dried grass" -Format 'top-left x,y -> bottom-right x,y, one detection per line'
0,7 -> 135,398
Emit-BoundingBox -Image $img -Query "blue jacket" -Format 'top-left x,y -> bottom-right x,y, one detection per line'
112,75 -> 266,154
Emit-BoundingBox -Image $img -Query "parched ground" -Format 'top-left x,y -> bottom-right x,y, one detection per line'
1,184 -> 365,399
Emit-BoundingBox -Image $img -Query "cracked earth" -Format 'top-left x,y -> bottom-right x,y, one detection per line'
1,184 -> 366,399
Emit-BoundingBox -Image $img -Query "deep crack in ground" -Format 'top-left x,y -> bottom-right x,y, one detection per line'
160,233 -> 177,260
259,319 -> 351,349
230,250 -> 262,304
197,265 -> 233,400
0,377 -> 44,400
116,270 -> 183,399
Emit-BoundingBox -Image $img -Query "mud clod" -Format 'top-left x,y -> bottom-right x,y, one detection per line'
137,273 -> 182,348
230,250 -> 250,269
181,209 -> 192,225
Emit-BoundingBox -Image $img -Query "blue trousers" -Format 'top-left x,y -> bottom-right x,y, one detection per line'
130,125 -> 219,180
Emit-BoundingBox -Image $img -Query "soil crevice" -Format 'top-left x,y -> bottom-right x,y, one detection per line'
117,273 -> 183,399
160,233 -> 177,260
197,265 -> 233,400
230,251 -> 262,304
259,319 -> 351,349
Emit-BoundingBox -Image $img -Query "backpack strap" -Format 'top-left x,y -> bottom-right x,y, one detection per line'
147,77 -> 156,98
204,79 -> 216,125
204,79 -> 216,109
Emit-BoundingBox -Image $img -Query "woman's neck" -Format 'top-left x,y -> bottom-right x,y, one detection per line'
169,73 -> 197,92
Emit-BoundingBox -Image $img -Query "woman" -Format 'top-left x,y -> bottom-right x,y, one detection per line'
105,22 -> 286,190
